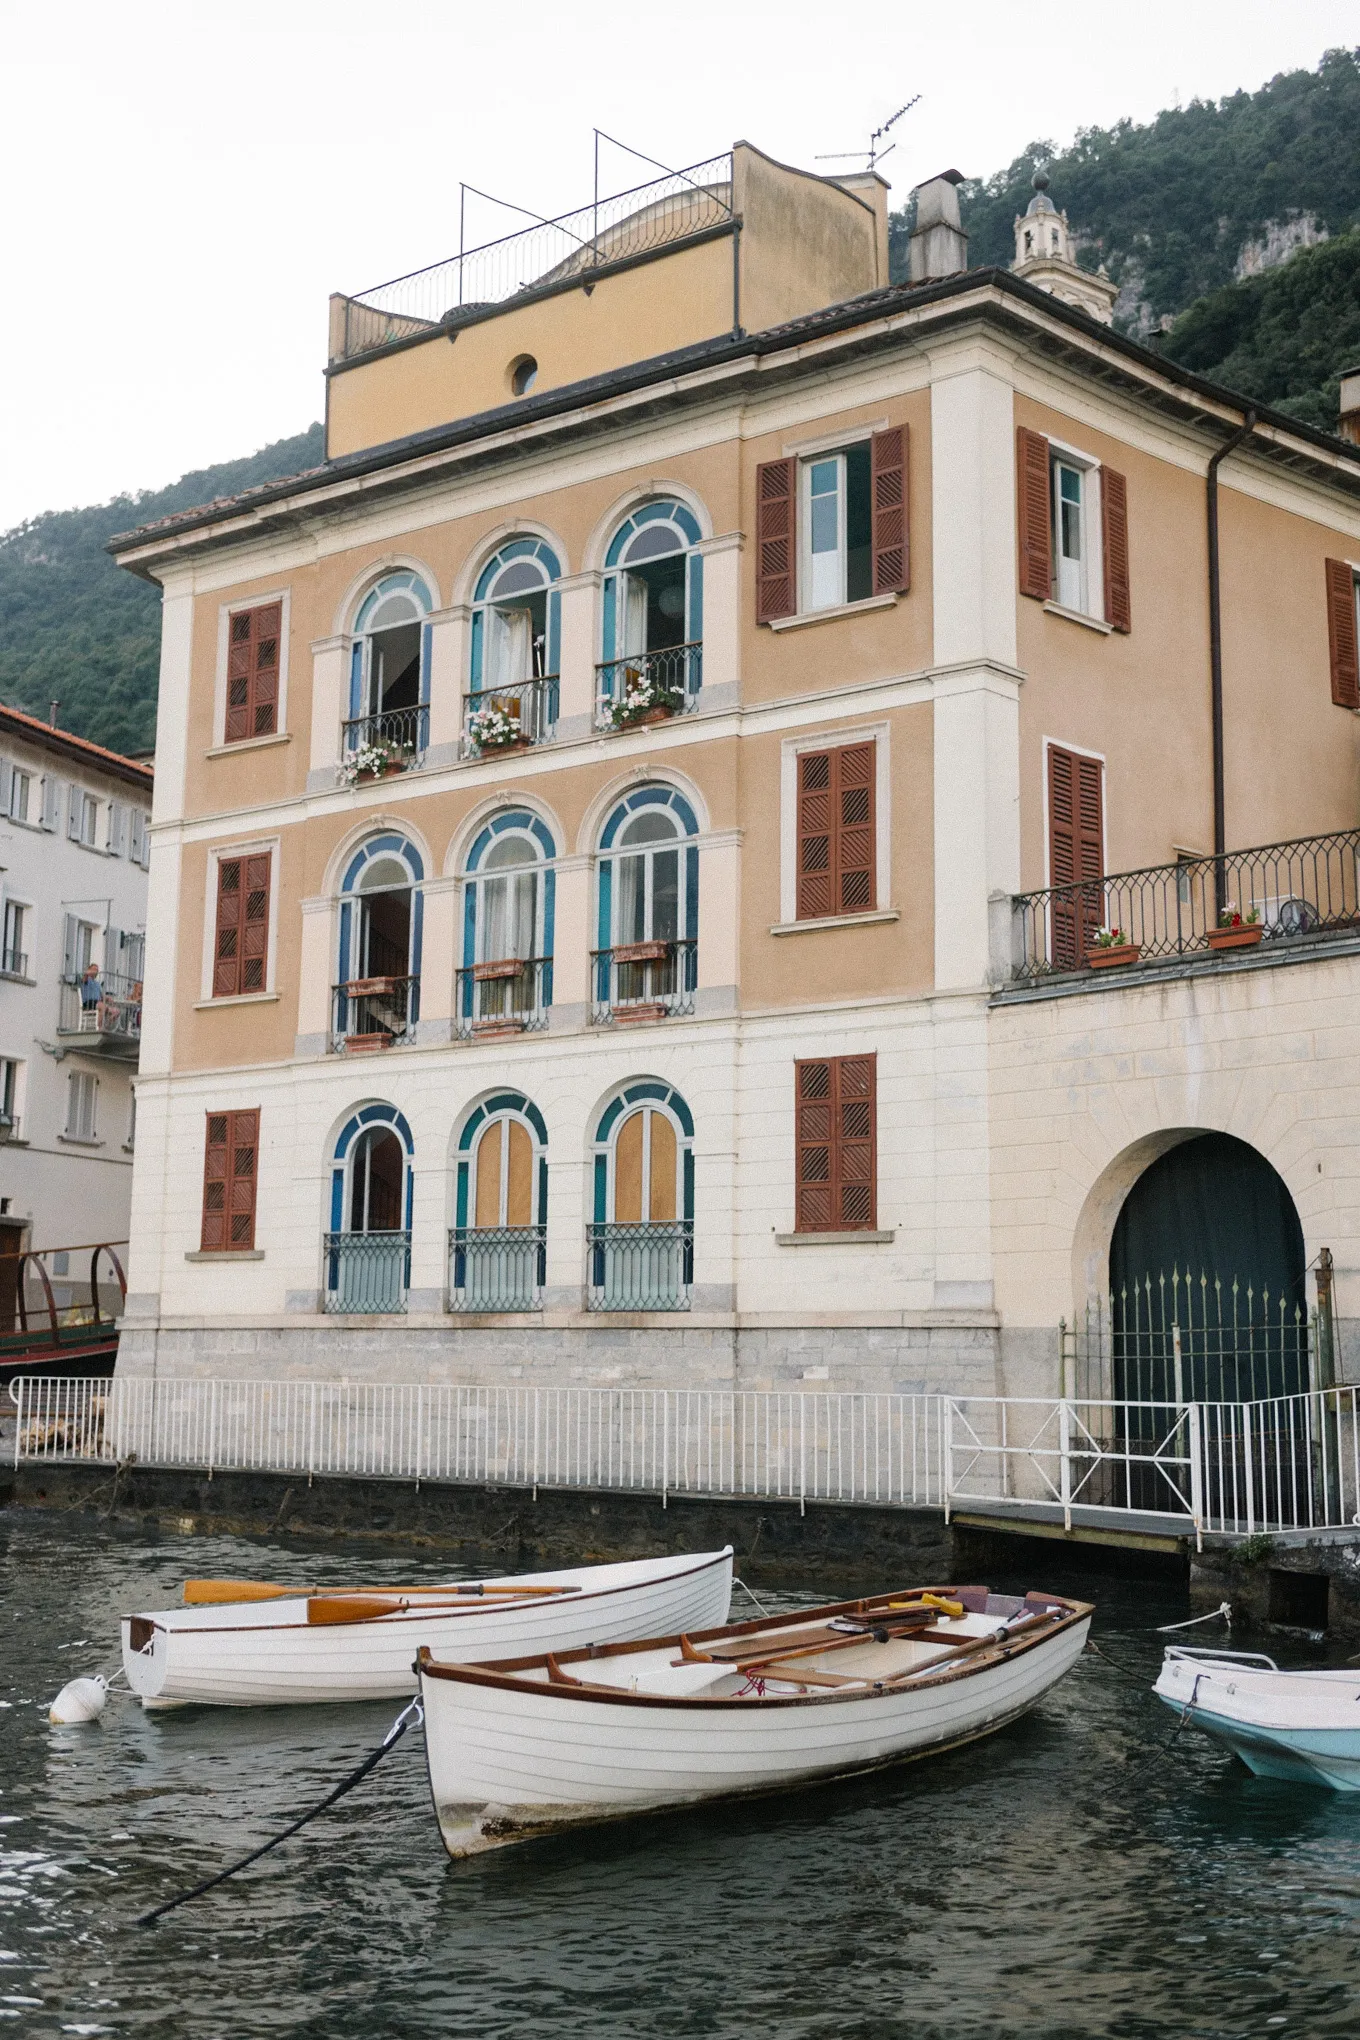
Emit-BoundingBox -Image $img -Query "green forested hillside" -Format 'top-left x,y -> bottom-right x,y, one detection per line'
0,425 -> 323,757
892,47 -> 1360,325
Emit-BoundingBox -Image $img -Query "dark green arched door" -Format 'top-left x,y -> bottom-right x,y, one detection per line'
1110,1133 -> 1307,1403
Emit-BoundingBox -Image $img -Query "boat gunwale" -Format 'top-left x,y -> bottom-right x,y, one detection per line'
418,1591 -> 1093,1710
126,1548 -> 733,1638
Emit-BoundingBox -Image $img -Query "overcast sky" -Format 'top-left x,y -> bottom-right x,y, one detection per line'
1,1 -> 1355,531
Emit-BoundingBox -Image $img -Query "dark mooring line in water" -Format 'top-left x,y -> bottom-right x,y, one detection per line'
136,1697 -> 422,1927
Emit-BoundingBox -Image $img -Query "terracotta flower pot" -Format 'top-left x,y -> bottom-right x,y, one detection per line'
1207,924 -> 1263,950
344,1032 -> 393,1052
1086,943 -> 1141,969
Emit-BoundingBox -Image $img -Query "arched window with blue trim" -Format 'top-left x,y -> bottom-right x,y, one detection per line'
594,785 -> 698,1021
450,1090 -> 549,1312
324,1103 -> 413,1314
598,500 -> 704,724
467,539 -> 561,751
458,809 -> 556,1035
333,834 -> 424,1050
588,1081 -> 694,1310
346,571 -> 433,768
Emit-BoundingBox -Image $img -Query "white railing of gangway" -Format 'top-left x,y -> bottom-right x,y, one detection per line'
7,1377 -> 945,1515
943,1389 -> 1360,1547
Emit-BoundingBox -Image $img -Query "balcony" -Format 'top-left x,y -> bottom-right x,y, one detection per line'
595,644 -> 702,731
1,947 -> 28,978
322,1231 -> 410,1314
462,676 -> 559,758
455,957 -> 551,1040
1008,830 -> 1360,991
587,1221 -> 693,1311
591,940 -> 696,1025
331,976 -> 418,1052
448,1226 -> 546,1312
56,973 -> 141,1058
340,704 -> 429,783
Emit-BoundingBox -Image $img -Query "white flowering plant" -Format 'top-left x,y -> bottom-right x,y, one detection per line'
607,671 -> 684,730
468,704 -> 524,752
338,740 -> 410,787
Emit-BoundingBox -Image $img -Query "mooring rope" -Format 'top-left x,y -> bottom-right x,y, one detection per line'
137,1696 -> 423,1927
731,1576 -> 771,1617
1156,1602 -> 1232,1634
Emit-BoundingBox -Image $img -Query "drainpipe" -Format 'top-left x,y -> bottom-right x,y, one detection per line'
1207,409 -> 1256,913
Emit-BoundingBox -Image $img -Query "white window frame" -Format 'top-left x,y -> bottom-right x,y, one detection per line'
801,452 -> 847,614
1045,436 -> 1105,623
0,1056 -> 23,1136
778,723 -> 893,928
212,589 -> 291,749
198,838 -> 282,1003
68,786 -> 101,849
2,895 -> 29,977
7,767 -> 30,823
64,1069 -> 99,1144
39,773 -> 62,831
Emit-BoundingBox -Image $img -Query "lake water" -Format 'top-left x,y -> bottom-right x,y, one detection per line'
1,1510 -> 1357,2039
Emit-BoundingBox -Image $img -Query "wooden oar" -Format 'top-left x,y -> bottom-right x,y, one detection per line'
182,1578 -> 577,1606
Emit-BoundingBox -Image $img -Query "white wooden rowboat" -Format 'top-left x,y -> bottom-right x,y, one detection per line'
1154,1646 -> 1360,1790
121,1549 -> 733,1710
417,1583 -> 1093,1856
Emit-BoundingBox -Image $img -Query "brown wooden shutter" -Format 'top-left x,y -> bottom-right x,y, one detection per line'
212,852 -> 271,997
1101,468 -> 1132,633
870,426 -> 909,595
1017,427 -> 1052,602
225,603 -> 282,743
1047,744 -> 1104,967
756,458 -> 796,622
796,743 -> 877,919
795,1055 -> 876,1233
1325,558 -> 1360,710
201,1109 -> 259,1251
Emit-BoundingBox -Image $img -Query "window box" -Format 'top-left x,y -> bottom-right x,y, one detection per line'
1085,942 -> 1141,969
611,1001 -> 669,1024
344,1031 -> 395,1052
472,1016 -> 528,1037
473,957 -> 530,982
611,939 -> 672,966
344,975 -> 402,997
1207,924 -> 1264,951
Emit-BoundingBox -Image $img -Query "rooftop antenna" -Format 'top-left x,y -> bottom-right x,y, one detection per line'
816,96 -> 921,173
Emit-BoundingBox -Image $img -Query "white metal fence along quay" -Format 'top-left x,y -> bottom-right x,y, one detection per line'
10,1379 -> 1359,1542
943,1390 -> 1360,1546
8,1377 -> 945,1515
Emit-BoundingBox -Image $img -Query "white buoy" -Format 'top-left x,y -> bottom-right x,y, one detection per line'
49,1675 -> 109,1725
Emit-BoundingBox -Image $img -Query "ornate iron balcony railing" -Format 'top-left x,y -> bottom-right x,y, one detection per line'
331,975 -> 419,1051
1010,828 -> 1360,985
462,675 -> 559,757
322,1231 -> 411,1315
455,956 -> 552,1039
590,939 -> 696,1024
340,703 -> 429,775
448,1226 -> 546,1313
595,644 -> 702,729
587,1221 -> 693,1312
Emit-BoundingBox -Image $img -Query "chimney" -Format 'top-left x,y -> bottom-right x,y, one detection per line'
1339,364 -> 1360,448
908,170 -> 968,284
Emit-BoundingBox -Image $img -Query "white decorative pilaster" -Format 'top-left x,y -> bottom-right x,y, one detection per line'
695,530 -> 742,713
696,827 -> 742,1014
416,874 -> 459,1040
295,896 -> 335,1053
308,635 -> 349,789
555,572 -> 599,740
425,605 -> 468,768
548,852 -> 592,1026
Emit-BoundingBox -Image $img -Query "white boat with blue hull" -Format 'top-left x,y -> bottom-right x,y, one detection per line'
1154,1647 -> 1360,1790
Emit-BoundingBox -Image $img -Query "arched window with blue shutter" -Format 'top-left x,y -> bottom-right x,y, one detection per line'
593,785 -> 698,1021
467,539 -> 562,752
450,1090 -> 549,1311
587,1080 -> 694,1310
598,501 -> 703,725
333,833 -> 425,1050
457,809 -> 556,1036
324,1102 -> 414,1314
346,571 -> 434,768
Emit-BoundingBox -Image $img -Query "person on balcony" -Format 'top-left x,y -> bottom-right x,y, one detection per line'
80,963 -> 103,1012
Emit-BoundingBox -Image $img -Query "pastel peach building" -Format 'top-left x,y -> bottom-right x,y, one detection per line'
111,147 -> 1360,1402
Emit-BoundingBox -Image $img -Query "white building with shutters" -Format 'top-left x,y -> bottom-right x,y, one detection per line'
0,704 -> 153,1268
